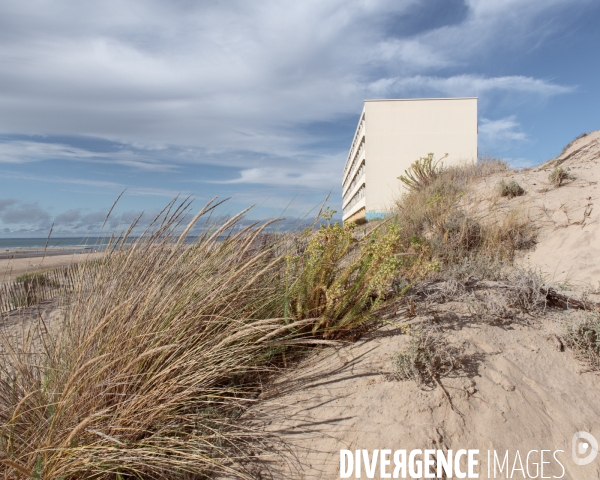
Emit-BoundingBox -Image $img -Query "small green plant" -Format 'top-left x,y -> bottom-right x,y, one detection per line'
548,166 -> 574,187
564,314 -> 600,371
391,328 -> 461,386
497,180 -> 525,198
287,218 -> 409,339
398,153 -> 445,192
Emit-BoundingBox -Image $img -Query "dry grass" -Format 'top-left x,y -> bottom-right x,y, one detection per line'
464,267 -> 548,324
391,328 -> 461,387
1,201 -> 295,479
497,179 -> 525,198
393,158 -> 534,269
0,199 -> 412,479
548,166 -> 574,187
564,313 -> 600,371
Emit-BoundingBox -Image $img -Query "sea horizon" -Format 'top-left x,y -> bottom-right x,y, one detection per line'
0,234 -> 253,250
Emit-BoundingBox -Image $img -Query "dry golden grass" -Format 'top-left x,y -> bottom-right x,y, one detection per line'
548,166 -> 574,187
0,200 -> 294,479
0,199 -> 408,479
394,158 -> 534,267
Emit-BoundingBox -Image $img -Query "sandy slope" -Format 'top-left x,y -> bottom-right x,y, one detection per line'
252,133 -> 600,479
481,131 -> 600,289
259,305 -> 599,479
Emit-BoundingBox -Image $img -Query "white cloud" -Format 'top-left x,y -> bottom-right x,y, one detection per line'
0,0 -> 591,197
479,116 -> 527,143
367,74 -> 572,99
0,171 -> 186,198
0,139 -> 177,172
223,167 -> 336,189
0,0 -> 581,151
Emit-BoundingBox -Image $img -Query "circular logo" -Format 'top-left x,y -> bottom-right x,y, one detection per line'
572,431 -> 599,466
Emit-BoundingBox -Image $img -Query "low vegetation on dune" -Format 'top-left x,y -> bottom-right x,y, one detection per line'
2,152 -> 596,478
391,327 -> 462,386
564,313 -> 600,371
548,166 -> 574,187
395,155 -> 535,267
0,199 -> 414,479
497,179 -> 525,198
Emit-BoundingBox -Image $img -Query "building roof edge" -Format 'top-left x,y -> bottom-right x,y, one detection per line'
364,97 -> 478,102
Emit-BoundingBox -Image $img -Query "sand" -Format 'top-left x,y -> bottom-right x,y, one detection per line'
0,251 -> 101,283
479,131 -> 600,289
250,132 -> 600,479
259,307 -> 600,479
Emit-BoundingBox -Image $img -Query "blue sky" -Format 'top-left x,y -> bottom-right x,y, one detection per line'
1,0 -> 599,236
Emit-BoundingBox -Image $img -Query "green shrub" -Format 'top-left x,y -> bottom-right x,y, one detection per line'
398,153 -> 444,192
286,216 -> 409,339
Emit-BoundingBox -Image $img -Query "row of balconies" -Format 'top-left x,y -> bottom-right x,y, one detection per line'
342,114 -> 365,178
342,184 -> 365,216
342,161 -> 365,203
342,139 -> 365,192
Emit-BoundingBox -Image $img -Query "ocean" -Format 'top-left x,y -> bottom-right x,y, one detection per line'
0,235 -> 221,251
0,237 -> 112,250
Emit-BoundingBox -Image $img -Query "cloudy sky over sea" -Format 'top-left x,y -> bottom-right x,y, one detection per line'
1,0 -> 599,236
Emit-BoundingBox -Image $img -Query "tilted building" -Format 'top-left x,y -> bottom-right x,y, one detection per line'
342,98 -> 478,224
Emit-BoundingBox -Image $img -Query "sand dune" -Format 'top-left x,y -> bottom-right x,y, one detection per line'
255,132 -> 600,479
261,308 -> 599,478
2,133 -> 599,479
486,131 -> 599,288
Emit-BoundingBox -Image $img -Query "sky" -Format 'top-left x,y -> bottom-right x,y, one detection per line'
1,0 -> 599,237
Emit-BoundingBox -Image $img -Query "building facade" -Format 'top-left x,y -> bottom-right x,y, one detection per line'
342,98 -> 478,224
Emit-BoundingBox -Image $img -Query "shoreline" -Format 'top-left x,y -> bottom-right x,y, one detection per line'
0,247 -> 100,260
0,251 -> 101,283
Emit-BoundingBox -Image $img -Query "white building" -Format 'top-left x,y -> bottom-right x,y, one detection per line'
342,98 -> 478,224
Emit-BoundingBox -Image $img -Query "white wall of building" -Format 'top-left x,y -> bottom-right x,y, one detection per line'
342,98 -> 478,223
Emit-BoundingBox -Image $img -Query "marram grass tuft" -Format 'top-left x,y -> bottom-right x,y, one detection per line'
0,198 -> 407,479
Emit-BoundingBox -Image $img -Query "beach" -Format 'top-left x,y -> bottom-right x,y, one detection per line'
0,250 -> 101,283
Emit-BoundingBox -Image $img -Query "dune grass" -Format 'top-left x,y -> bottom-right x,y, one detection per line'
497,179 -> 525,198
548,166 -> 574,187
394,158 -> 535,267
564,313 -> 600,371
0,199 -> 408,479
0,157 -> 543,478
